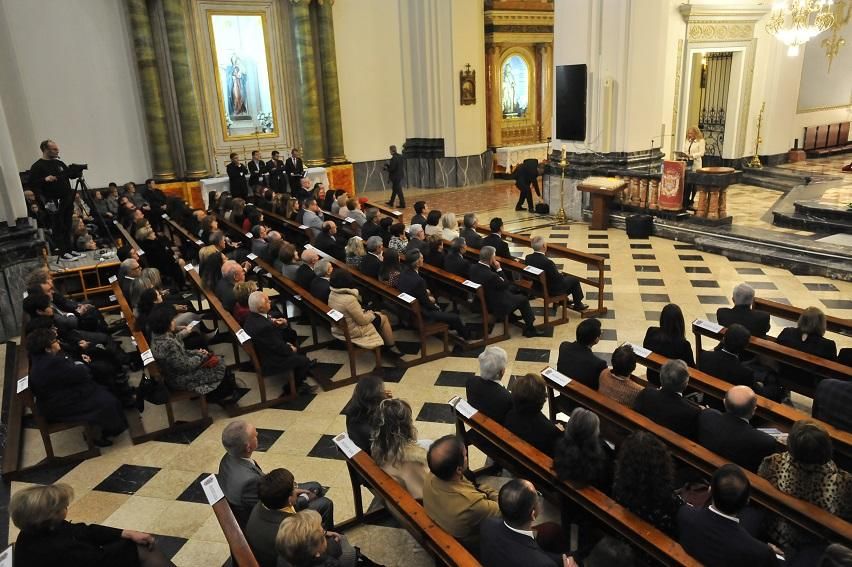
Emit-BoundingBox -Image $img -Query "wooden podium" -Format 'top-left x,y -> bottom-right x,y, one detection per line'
577,177 -> 628,229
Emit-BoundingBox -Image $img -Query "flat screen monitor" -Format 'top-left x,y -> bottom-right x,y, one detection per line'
555,64 -> 587,141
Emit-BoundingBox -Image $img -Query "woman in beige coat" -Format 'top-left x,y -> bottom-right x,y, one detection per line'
371,399 -> 430,499
328,270 -> 403,357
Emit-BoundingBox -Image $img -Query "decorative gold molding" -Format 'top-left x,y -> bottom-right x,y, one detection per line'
687,23 -> 754,41
484,10 -> 554,26
797,102 -> 852,113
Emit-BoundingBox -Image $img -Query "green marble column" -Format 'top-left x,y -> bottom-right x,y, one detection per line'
316,0 -> 346,164
290,0 -> 325,167
126,0 -> 176,180
163,0 -> 208,179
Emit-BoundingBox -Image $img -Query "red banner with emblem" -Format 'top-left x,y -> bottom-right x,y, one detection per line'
659,160 -> 686,211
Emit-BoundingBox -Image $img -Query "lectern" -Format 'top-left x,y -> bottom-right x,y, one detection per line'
577,177 -> 628,229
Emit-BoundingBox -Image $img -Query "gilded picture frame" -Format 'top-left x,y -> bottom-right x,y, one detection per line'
460,65 -> 476,105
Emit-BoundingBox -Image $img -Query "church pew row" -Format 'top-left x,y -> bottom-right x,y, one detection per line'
303,244 -> 452,366
753,297 -> 852,337
261,208 -> 314,247
200,474 -> 261,567
540,367 -> 852,548
630,345 -> 852,469
319,207 -> 360,239
332,433 -> 481,566
182,265 -> 298,414
362,200 -> 405,224
473,225 -> 608,318
450,398 -> 700,566
692,320 -> 852,397
111,279 -> 213,444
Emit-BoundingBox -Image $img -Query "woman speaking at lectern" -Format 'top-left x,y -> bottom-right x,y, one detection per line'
683,126 -> 706,207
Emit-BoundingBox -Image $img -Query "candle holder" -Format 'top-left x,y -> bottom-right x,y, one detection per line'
556,150 -> 568,224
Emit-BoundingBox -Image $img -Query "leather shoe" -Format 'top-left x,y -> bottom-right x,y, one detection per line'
514,206 -> 525,211
573,303 -> 589,311
523,326 -> 544,337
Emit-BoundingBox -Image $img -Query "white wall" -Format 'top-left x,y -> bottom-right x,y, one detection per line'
449,0 -> 487,157
333,0 -> 406,163
0,0 -> 150,186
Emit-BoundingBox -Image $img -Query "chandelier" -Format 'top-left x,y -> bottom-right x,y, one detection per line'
766,0 -> 836,56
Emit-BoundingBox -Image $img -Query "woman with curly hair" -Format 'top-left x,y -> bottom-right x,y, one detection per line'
370,398 -> 429,499
553,407 -> 613,490
612,431 -> 683,537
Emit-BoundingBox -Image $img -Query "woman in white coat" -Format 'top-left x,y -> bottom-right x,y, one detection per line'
684,126 -> 706,207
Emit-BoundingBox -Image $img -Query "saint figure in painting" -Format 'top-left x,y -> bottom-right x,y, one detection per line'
227,54 -> 248,116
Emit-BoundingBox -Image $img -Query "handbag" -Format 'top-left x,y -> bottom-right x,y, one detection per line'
136,372 -> 169,410
535,203 -> 550,214
200,353 -> 220,368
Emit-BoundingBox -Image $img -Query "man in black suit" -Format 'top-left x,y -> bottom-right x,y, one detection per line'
480,479 -> 567,567
698,323 -> 755,388
243,291 -> 313,394
404,223 -> 429,255
466,346 -> 511,423
677,464 -> 780,566
513,160 -> 540,212
313,221 -> 345,261
460,213 -> 484,248
481,217 -> 512,259
247,150 -> 267,191
469,246 -> 541,337
633,359 -> 701,440
411,201 -> 428,228
397,250 -> 469,340
716,283 -> 771,337
444,237 -> 471,277
295,248 -> 320,290
283,148 -> 305,196
226,152 -> 249,199
360,236 -> 383,279
309,259 -> 332,303
556,318 -> 607,389
697,385 -> 780,472
812,378 -> 852,433
215,260 -> 244,312
266,150 -> 285,193
525,235 -> 588,311
384,144 -> 406,207
360,208 -> 382,241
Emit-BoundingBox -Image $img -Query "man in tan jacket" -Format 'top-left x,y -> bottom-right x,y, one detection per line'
422,435 -> 500,552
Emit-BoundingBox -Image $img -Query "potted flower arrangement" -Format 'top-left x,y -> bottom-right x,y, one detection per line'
257,112 -> 273,133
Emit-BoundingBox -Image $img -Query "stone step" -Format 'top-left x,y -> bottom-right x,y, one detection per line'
773,209 -> 852,234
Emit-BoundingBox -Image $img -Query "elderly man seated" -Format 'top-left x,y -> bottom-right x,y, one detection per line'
466,346 -> 511,423
218,420 -> 334,528
215,260 -> 245,312
295,248 -> 320,290
525,236 -> 588,311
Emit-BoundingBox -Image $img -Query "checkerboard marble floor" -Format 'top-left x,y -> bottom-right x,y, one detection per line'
6,189 -> 852,567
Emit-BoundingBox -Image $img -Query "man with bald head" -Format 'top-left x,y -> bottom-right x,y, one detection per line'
314,220 -> 345,260
422,435 -> 500,551
295,248 -> 320,290
697,385 -> 780,471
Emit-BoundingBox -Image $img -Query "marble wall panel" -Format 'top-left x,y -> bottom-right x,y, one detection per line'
353,151 -> 493,192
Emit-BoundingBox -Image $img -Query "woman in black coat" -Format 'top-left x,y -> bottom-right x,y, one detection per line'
642,303 -> 695,385
342,374 -> 389,453
777,306 -> 837,388
26,328 -> 127,445
136,225 -> 186,288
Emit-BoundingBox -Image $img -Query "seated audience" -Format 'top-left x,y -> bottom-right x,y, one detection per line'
219,421 -> 333,529
215,260 -> 244,312
315,221 -> 345,261
480,479 -> 568,567
466,345 -> 511,422
424,235 -> 445,268
199,250 -> 225,290
642,303 -> 695,384
232,281 -> 258,326
332,193 -> 347,216
698,322 -> 756,388
361,208 -> 381,240
525,236 -> 588,311
243,291 -> 313,394
136,225 -> 185,287
424,209 -> 442,236
387,222 -> 408,254
11,484 -> 170,567
398,250 -> 470,339
148,306 -> 236,404
422,435 -> 500,551
119,257 -> 143,302
613,431 -> 683,536
26,327 -> 127,446
327,270 -> 402,357
697,385 -> 779,472
343,374 -> 389,453
301,197 -> 324,237
309,259 -> 333,303
371,399 -> 428,499
481,217 -> 511,258
758,420 -> 852,554
553,408 -> 613,491
777,307 -> 838,385
598,343 -> 643,407
633,359 -> 701,440
717,283 -> 771,337
444,236 -> 471,277
677,464 -> 780,566
379,248 -> 401,287
295,248 -> 320,290
276,510 -> 352,567
404,223 -> 428,255
460,213 -> 484,248
411,201 -> 428,228
360,235 -> 384,279
812,378 -> 852,433
504,373 -> 561,455
246,468 -> 356,567
278,242 -> 301,280
249,224 -> 269,258
441,212 -> 459,240
469,246 -> 541,337
344,235 -> 366,268
343,198 -> 367,226
556,318 -> 607,390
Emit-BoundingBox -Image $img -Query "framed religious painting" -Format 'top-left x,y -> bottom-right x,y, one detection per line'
208,11 -> 278,140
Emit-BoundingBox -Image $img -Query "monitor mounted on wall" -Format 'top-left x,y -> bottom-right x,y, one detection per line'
555,64 -> 587,141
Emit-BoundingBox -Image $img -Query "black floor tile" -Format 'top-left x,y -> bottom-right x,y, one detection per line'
821,299 -> 852,310
645,311 -> 661,322
632,254 -> 656,260
735,267 -> 764,275
256,428 -> 285,452
637,278 -> 665,286
450,346 -> 486,359
678,254 -> 704,261
640,293 -> 670,303
803,283 -> 838,292
746,281 -> 777,290
395,341 -> 422,355
156,421 -> 211,445
416,402 -> 455,424
588,234 -> 608,239
684,266 -> 711,274
307,434 -> 345,460
630,243 -> 652,249
766,297 -> 792,305
177,473 -> 215,504
435,370 -> 475,387
634,265 -> 661,273
515,348 -> 552,362
599,329 -> 618,341
13,461 -> 80,485
598,309 -> 616,319
673,244 -> 695,250
311,362 -> 345,383
588,243 -> 609,249
379,366 -> 407,383
94,464 -> 161,495
153,535 -> 188,560
697,295 -> 729,305
690,280 -> 720,288
586,292 -> 614,301
274,393 -> 317,411
594,253 -> 611,260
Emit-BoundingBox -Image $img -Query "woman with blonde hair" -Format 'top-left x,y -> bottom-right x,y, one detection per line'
344,235 -> 366,268
777,306 -> 838,388
683,126 -> 706,207
11,483 -> 171,566
371,398 -> 429,498
440,212 -> 459,240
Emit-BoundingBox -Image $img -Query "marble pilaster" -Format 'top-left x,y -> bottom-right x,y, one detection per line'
316,0 -> 346,164
290,0 -> 325,167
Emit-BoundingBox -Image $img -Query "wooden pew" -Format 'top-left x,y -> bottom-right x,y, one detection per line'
753,297 -> 852,337
113,220 -> 149,267
332,433 -> 480,566
261,208 -> 314,247
692,320 -> 852,397
202,474 -> 261,567
630,344 -> 852,468
320,207 -> 360,238
474,226 -> 608,318
362,200 -> 405,224
450,398 -> 700,566
304,244 -> 451,365
182,266 -> 297,414
540,366 -> 852,547
111,279 -> 213,443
